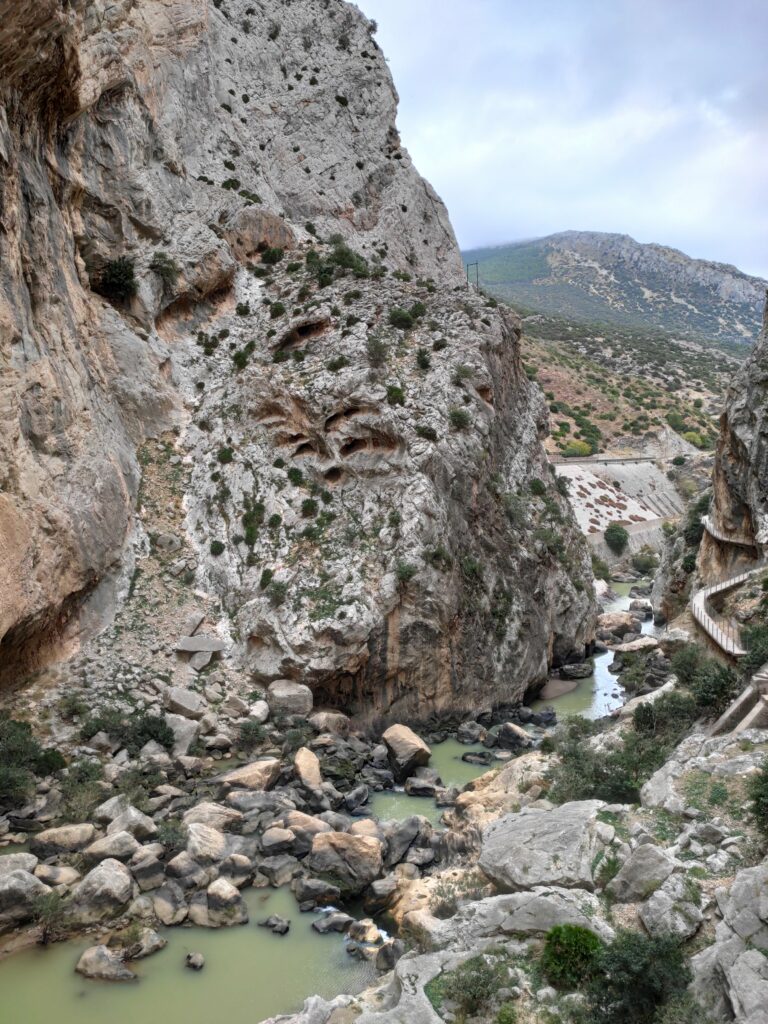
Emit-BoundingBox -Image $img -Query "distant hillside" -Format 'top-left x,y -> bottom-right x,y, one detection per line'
463,231 -> 766,346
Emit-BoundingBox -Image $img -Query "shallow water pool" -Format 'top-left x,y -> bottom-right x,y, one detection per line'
0,887 -> 376,1024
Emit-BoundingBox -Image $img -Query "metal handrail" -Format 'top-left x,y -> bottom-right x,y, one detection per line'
701,515 -> 756,549
691,562 -> 768,657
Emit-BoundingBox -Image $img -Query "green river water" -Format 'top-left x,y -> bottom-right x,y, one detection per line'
0,742 -> 491,1022
531,582 -> 655,719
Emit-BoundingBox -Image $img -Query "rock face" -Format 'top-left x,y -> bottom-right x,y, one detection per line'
0,0 -> 593,709
479,801 -> 607,892
691,862 -> 768,1024
705,296 -> 768,566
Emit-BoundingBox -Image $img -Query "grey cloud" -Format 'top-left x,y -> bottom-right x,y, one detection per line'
357,0 -> 768,277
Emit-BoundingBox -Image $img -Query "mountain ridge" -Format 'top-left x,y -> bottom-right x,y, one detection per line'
463,230 -> 767,346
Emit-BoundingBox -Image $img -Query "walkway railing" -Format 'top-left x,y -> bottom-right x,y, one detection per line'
691,562 -> 767,657
702,515 -> 756,549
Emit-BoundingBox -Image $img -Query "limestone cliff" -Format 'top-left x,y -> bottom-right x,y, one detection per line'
702,295 -> 768,579
0,0 -> 594,710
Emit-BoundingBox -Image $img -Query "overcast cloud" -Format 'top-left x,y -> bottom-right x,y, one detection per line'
356,0 -> 768,278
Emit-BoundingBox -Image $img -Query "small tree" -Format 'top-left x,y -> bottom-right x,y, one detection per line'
96,257 -> 137,302
604,523 -> 629,555
149,251 -> 180,291
32,891 -> 68,945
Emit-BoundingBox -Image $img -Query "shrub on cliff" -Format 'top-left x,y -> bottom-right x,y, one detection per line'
0,716 -> 65,808
96,257 -> 137,302
541,924 -> 603,989
149,250 -> 180,289
585,931 -> 691,1024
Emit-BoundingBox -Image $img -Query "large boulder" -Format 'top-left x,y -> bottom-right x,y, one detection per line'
165,713 -> 200,756
606,844 -> 674,903
164,686 -> 206,720
153,881 -> 188,925
188,878 -> 248,928
382,725 -> 431,782
294,747 -> 323,790
217,758 -> 281,792
83,831 -> 141,865
404,887 -> 615,950
183,801 -> 243,831
0,870 -> 50,932
69,859 -> 133,924
266,680 -> 313,718
691,862 -> 768,1024
479,801 -> 607,892
30,823 -> 95,857
0,853 -> 38,877
107,805 -> 157,840
186,823 -> 228,864
75,945 -> 136,982
639,873 -> 703,940
307,832 -> 383,894
309,711 -> 350,737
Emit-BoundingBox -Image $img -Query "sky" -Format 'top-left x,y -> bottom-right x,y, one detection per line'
356,0 -> 768,279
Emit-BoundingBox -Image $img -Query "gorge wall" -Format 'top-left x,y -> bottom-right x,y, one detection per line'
0,0 -> 594,713
700,295 -> 768,580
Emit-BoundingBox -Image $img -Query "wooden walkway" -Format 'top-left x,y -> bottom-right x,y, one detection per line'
691,563 -> 766,657
702,515 -> 756,549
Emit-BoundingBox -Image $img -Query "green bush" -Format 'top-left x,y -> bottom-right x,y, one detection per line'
259,569 -> 274,590
449,408 -> 470,430
366,335 -> 388,367
395,561 -> 418,585
270,302 -> 287,319
416,348 -> 431,370
747,758 -> 768,838
530,478 -> 546,496
210,540 -> 225,556
80,708 -> 173,756
563,440 -> 592,457
681,552 -> 697,573
592,554 -> 611,581
586,931 -> 691,1024
632,691 -> 698,737
441,955 -> 506,1015
0,717 -> 65,808
672,455 -> 686,467
238,720 -> 266,751
32,891 -> 68,945
287,467 -> 304,486
217,447 -> 234,464
740,624 -> 768,676
631,550 -> 658,574
541,924 -> 603,989
261,246 -> 284,265
156,819 -> 187,853
149,251 -> 180,289
496,1005 -> 518,1024
96,257 -> 137,302
388,307 -> 413,330
386,384 -> 405,406
655,993 -> 714,1024
415,424 -> 437,442
301,498 -> 319,518
604,523 -> 629,555
670,645 -> 703,685
326,355 -> 350,372
689,662 -> 739,716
